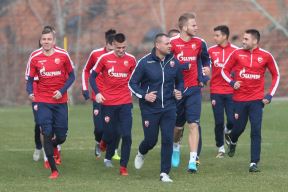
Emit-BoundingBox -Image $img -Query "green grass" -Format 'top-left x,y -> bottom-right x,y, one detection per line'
0,101 -> 288,192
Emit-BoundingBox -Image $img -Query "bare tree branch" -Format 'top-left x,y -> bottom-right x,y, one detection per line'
250,0 -> 288,37
27,0 -> 44,26
159,0 -> 166,32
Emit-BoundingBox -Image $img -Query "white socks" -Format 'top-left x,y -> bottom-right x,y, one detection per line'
218,145 -> 225,153
189,152 -> 197,163
173,143 -> 180,151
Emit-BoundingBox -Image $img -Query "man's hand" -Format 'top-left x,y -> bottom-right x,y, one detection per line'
82,90 -> 90,100
53,90 -> 62,100
202,67 -> 210,76
233,81 -> 242,90
96,93 -> 105,103
145,91 -> 157,103
174,89 -> 182,100
28,94 -> 35,101
262,99 -> 270,105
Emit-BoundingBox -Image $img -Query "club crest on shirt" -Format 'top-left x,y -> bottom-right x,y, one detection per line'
170,60 -> 175,67
257,57 -> 263,63
104,116 -> 110,123
94,109 -> 99,116
124,60 -> 129,67
55,58 -> 60,64
191,43 -> 196,50
144,120 -> 149,128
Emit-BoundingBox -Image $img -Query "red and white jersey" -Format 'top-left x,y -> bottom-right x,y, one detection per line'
25,46 -> 67,79
171,35 -> 210,88
222,47 -> 280,101
26,48 -> 74,103
92,51 -> 136,105
82,47 -> 107,101
208,43 -> 238,94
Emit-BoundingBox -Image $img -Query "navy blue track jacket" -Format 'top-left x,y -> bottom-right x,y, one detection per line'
129,48 -> 184,114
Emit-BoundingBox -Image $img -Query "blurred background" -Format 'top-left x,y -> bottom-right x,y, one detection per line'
0,0 -> 287,105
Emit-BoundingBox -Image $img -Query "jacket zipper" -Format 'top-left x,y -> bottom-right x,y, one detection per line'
160,61 -> 164,108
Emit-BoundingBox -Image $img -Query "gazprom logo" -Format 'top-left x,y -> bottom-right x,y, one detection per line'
177,51 -> 196,62
239,68 -> 260,79
213,58 -> 224,68
39,66 -> 62,77
108,66 -> 128,78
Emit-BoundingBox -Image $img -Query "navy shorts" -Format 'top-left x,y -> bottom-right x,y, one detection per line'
102,103 -> 133,140
176,86 -> 202,127
37,102 -> 68,137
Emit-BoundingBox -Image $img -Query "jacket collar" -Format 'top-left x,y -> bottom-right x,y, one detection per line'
151,47 -> 174,63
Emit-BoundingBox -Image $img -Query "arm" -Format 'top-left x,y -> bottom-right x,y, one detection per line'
26,76 -> 34,95
200,41 -> 211,68
89,56 -> 105,102
59,71 -> 75,95
263,54 -> 280,103
82,52 -> 96,100
128,60 -> 146,99
197,41 -> 211,86
25,56 -> 36,100
53,54 -> 75,99
221,51 -> 238,88
175,60 -> 184,92
89,71 -> 100,95
179,62 -> 190,70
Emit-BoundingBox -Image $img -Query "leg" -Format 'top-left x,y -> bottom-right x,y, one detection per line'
224,94 -> 234,131
118,104 -> 133,168
138,113 -> 160,155
102,106 -> 117,162
227,101 -> 249,157
112,134 -> 121,160
197,124 -> 202,159
34,124 -> 42,150
185,88 -> 201,167
52,103 -> 68,146
230,102 -> 249,143
248,101 -> 263,164
134,112 -> 160,170
172,98 -> 186,167
211,94 -> 225,149
159,109 -> 176,175
32,102 -> 42,161
52,103 -> 68,166
38,103 -> 58,172
92,101 -> 103,158
92,101 -> 103,142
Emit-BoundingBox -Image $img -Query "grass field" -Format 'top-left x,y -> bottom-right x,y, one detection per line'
0,101 -> 288,192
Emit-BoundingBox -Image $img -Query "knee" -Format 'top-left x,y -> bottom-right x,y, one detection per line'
145,139 -> 157,150
56,136 -> 66,145
189,123 -> 198,131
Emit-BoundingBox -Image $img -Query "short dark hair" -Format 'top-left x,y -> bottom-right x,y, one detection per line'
214,25 -> 230,39
178,12 -> 196,30
154,33 -> 169,45
168,29 -> 180,37
113,33 -> 126,43
105,29 -> 116,44
42,25 -> 56,36
245,29 -> 260,43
